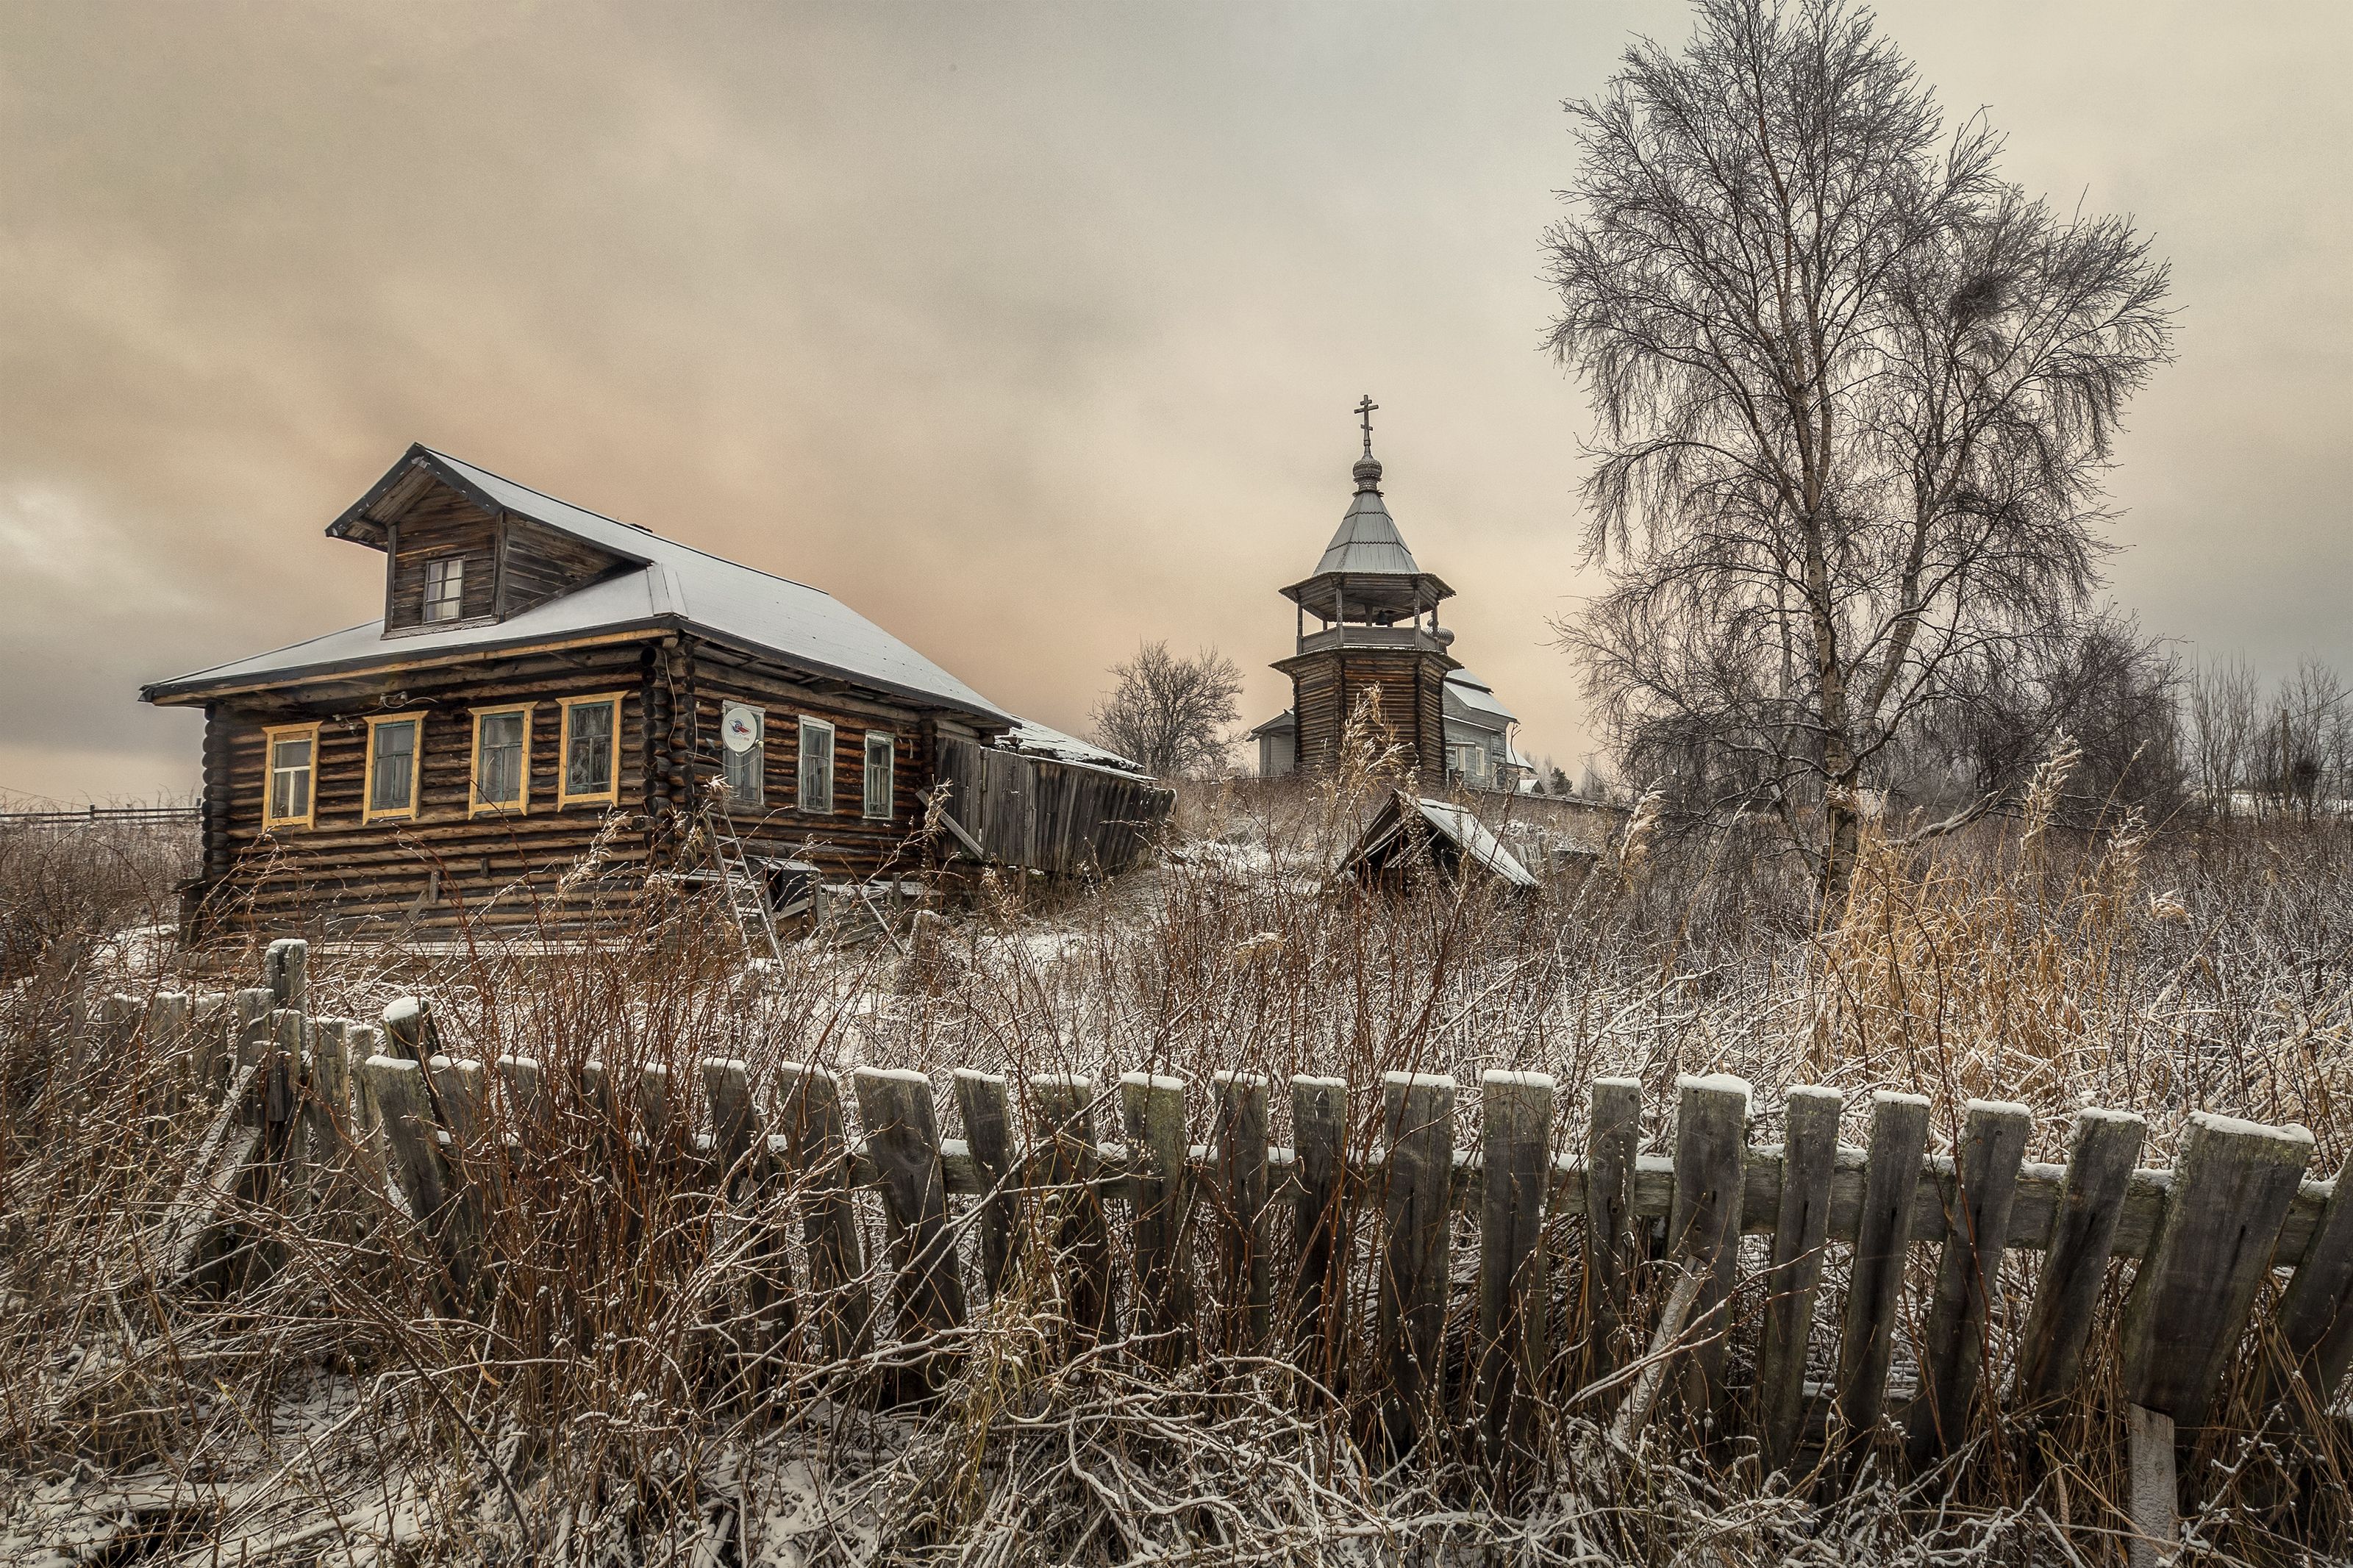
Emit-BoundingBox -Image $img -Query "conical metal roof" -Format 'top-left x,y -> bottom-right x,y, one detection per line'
1312,456 -> 1424,576
1281,441 -> 1452,620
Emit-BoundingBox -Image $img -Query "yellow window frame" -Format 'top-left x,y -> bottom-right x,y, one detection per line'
557,692 -> 627,809
468,703 -> 535,817
260,721 -> 322,832
361,711 -> 429,823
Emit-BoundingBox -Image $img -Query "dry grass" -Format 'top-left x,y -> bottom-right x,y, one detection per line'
1,751 -> 2349,1563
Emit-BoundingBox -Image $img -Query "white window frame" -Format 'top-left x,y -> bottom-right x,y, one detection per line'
863,730 -> 896,820
468,704 -> 534,816
797,716 -> 835,813
422,556 -> 465,623
262,722 -> 321,831
362,712 -> 427,823
557,693 -> 625,808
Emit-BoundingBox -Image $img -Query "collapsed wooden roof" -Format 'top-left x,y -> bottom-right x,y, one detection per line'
1343,790 -> 1539,889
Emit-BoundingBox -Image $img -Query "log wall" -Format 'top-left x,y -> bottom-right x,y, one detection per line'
1280,647 -> 1448,786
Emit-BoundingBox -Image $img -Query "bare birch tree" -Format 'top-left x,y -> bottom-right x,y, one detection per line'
1090,641 -> 1245,780
2188,653 -> 2260,816
1544,0 -> 2174,889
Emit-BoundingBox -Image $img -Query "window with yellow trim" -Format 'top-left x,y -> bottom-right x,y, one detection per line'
470,704 -> 532,815
363,712 -> 426,822
262,723 -> 320,831
559,694 -> 624,807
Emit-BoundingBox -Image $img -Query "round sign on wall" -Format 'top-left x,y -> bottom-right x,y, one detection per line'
721,703 -> 762,753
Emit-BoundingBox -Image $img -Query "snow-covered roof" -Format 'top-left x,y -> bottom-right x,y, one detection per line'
144,446 -> 1015,723
998,719 -> 1149,777
1248,708 -> 1296,739
1443,668 -> 1515,726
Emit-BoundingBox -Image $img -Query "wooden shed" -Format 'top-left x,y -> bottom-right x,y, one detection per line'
142,444 -> 1146,940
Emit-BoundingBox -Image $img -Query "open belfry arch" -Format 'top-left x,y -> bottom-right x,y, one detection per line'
1271,398 -> 1460,787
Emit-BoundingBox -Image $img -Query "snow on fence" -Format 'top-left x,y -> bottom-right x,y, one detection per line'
90,941 -> 2353,1558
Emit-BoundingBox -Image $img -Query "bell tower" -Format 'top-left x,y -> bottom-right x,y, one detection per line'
1272,398 -> 1457,787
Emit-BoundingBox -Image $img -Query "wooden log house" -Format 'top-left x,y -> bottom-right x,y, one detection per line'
143,445 -> 1030,939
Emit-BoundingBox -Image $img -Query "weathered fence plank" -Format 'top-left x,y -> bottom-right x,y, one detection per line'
1029,1073 -> 1119,1345
951,1069 -> 1020,1300
1288,1075 -> 1349,1378
2118,1111 -> 2314,1428
1475,1070 -> 1554,1463
1758,1084 -> 1841,1472
776,1062 -> 874,1364
1670,1073 -> 1749,1418
1908,1100 -> 2032,1465
2268,1152 -> 2353,1416
1119,1072 -> 1192,1350
1582,1077 -> 1643,1383
2015,1109 -> 2146,1407
1377,1072 -> 1456,1447
851,1068 -> 966,1346
1838,1091 -> 1932,1444
1211,1070 -> 1271,1353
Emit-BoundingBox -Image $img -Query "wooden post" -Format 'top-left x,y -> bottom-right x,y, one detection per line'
952,1069 -> 1020,1300
2126,1403 -> 2179,1568
495,1055 -> 545,1131
1583,1077 -> 1642,1381
1475,1070 -> 1554,1464
851,1069 -> 966,1345
1377,1071 -> 1456,1447
429,1056 -> 487,1149
702,1059 -> 759,1189
2015,1109 -> 2145,1407
2118,1111 -> 2314,1428
263,1007 -> 304,1154
262,937 -> 309,1009
1211,1070 -> 1271,1353
382,996 -> 438,1063
2269,1150 -> 2353,1414
146,992 -> 191,1114
231,989 -> 274,1114
1907,1099 -> 2032,1466
1118,1072 -> 1193,1352
1758,1084 -> 1842,1473
638,1062 -> 675,1151
777,1062 -> 873,1364
1669,1073 -> 1749,1417
1837,1090 -> 1931,1445
190,992 -> 232,1100
307,1019 -> 353,1177
360,1053 -> 470,1303
344,1024 -> 383,1135
1288,1075 -> 1349,1378
1028,1073 -> 1118,1346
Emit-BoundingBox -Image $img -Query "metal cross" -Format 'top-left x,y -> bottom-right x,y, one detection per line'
1354,394 -> 1378,456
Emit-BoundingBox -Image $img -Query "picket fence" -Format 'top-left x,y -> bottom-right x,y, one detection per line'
82,940 -> 2353,1564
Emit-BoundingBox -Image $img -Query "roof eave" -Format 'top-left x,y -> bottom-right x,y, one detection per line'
142,612 -> 1015,728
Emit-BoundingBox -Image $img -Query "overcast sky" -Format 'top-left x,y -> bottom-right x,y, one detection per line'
2,1 -> 2348,802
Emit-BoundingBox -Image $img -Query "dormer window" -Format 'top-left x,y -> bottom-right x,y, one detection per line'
423,557 -> 465,623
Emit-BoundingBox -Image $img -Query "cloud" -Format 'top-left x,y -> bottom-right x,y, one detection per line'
1,0 -> 2348,800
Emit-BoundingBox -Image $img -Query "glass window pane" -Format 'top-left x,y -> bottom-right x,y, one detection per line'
370,721 -> 417,814
566,701 -> 614,798
864,732 -> 893,819
723,729 -> 762,806
798,720 -> 834,812
477,712 -> 524,806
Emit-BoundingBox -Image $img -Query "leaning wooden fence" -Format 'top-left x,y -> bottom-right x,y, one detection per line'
933,738 -> 1173,878
86,940 -> 2353,1558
